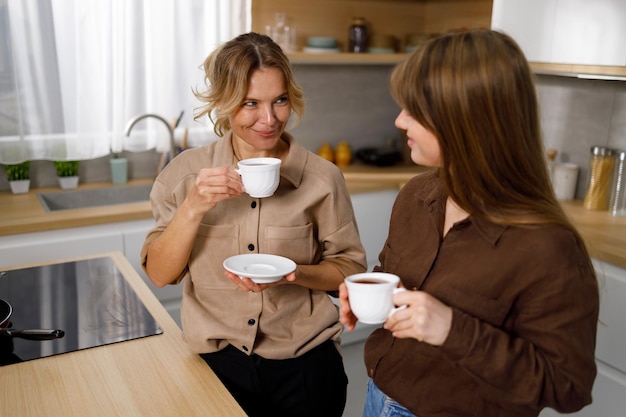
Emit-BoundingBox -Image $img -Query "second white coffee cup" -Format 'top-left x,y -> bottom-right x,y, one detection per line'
344,272 -> 406,324
236,157 -> 281,198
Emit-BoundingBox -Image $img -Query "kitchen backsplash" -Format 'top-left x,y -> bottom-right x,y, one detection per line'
3,65 -> 626,200
291,65 -> 626,200
536,75 -> 626,199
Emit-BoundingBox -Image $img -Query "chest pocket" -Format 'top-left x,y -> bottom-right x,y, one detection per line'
440,284 -> 511,328
265,224 -> 316,265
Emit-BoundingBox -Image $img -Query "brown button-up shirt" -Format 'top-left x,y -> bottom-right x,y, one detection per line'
365,172 -> 598,417
141,133 -> 367,359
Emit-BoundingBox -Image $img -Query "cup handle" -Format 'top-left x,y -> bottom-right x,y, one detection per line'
389,287 -> 408,318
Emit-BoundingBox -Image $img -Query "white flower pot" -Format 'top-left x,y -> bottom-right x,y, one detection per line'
9,179 -> 30,194
58,176 -> 79,190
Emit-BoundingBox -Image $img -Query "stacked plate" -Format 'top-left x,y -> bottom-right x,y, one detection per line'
303,36 -> 340,54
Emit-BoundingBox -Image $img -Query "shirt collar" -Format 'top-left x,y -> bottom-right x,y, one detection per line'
414,171 -> 507,245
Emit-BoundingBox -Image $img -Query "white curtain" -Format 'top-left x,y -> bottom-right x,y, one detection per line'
0,0 -> 250,164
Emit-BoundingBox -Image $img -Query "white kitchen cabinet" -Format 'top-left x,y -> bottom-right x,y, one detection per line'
539,259 -> 626,417
351,189 -> 399,271
491,0 -> 557,63
551,0 -> 626,66
0,224 -> 124,267
594,260 -> 626,374
492,0 -> 626,67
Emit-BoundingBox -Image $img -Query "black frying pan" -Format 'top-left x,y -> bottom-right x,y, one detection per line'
0,298 -> 65,340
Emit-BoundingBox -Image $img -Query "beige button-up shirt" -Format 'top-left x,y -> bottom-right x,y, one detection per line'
142,133 -> 367,359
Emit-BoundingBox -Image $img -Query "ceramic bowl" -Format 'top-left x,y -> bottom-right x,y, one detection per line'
307,36 -> 337,48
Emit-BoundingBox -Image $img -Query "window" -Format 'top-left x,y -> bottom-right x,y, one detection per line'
0,0 -> 249,164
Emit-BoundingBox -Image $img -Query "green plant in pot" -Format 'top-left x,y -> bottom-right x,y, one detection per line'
4,161 -> 31,194
54,160 -> 80,189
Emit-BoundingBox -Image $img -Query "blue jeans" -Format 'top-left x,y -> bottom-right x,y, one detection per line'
362,378 -> 417,417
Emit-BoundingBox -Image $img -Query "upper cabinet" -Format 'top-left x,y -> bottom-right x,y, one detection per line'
251,0 -> 493,65
492,0 -> 626,78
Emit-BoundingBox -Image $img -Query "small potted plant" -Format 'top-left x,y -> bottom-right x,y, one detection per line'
3,161 -> 31,194
54,160 -> 80,189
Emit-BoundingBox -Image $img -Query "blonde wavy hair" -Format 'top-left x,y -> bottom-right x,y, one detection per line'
194,32 -> 305,137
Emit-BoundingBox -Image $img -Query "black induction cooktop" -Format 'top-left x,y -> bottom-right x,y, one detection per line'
0,256 -> 162,366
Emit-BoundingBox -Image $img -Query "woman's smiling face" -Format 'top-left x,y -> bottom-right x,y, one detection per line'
230,67 -> 291,153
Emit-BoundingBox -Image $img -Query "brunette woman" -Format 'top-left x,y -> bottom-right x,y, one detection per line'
340,29 -> 598,417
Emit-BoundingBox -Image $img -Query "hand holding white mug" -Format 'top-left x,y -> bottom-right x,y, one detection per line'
343,273 -> 407,324
384,289 -> 453,346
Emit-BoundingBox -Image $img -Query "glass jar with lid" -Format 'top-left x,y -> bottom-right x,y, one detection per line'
583,146 -> 616,210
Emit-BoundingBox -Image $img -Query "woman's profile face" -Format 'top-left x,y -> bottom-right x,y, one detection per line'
395,109 -> 442,167
230,67 -> 291,152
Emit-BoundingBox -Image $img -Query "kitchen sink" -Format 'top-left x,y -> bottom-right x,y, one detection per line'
37,184 -> 153,212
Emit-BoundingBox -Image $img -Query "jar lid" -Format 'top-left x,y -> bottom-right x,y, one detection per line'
590,146 -> 615,156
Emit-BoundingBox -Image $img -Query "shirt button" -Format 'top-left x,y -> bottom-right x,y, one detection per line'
242,345 -> 249,352
251,201 -> 257,209
247,319 -> 256,326
248,244 -> 255,251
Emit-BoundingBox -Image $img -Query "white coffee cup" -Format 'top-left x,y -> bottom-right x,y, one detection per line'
553,163 -> 579,201
236,157 -> 281,198
344,272 -> 406,324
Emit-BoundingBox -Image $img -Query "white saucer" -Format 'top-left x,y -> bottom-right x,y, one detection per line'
223,254 -> 296,284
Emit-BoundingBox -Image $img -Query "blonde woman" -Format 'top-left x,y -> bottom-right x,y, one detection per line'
142,32 -> 366,417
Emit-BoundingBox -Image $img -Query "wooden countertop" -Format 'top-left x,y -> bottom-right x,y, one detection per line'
558,200 -> 626,270
1,165 -> 625,269
0,252 -> 247,417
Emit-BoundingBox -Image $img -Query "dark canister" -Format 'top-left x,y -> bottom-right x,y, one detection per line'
348,17 -> 368,53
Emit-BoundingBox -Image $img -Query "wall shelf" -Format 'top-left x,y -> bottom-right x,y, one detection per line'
288,53 -> 626,80
288,52 -> 408,65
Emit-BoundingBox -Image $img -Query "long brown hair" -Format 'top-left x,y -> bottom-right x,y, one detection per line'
390,30 -> 594,266
194,32 -> 305,137
392,30 -> 565,226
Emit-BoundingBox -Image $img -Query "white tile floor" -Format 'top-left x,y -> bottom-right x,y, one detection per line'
342,340 -> 368,417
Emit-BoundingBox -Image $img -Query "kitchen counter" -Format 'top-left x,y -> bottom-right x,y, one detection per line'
0,252 -> 247,417
1,165 -> 625,269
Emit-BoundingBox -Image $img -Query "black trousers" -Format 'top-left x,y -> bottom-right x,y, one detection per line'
200,340 -> 348,417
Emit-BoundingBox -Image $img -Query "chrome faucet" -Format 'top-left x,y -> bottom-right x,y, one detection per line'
125,113 -> 176,174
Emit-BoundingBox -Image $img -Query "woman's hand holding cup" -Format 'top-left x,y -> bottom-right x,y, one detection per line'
340,272 -> 407,328
340,272 -> 453,346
